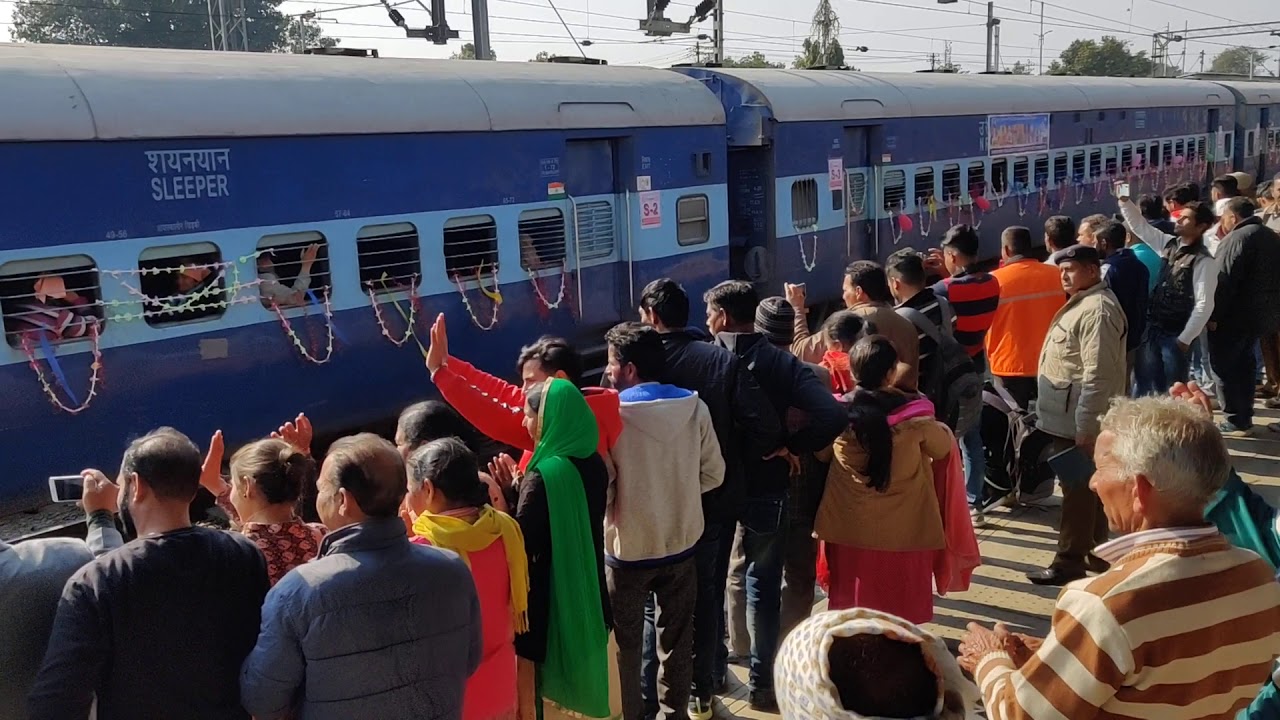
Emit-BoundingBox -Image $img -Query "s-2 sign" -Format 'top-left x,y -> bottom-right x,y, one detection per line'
640,191 -> 662,229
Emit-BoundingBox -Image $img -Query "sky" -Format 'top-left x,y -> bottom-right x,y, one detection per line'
2,0 -> 1279,74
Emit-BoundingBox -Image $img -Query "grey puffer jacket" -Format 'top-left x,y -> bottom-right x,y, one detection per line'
240,517 -> 482,720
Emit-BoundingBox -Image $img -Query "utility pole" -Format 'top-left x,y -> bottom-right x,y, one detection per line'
472,0 -> 491,61
945,40 -> 953,69
712,0 -> 724,64
1036,1 -> 1045,74
984,2 -> 1000,73
929,52 -> 938,71
993,22 -> 1002,70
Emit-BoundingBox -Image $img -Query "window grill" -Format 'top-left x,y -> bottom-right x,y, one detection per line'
791,179 -> 819,229
574,201 -> 615,260
257,231 -> 331,308
882,170 -> 906,212
941,164 -> 961,202
847,172 -> 868,217
991,159 -> 1008,194
357,223 -> 420,292
0,255 -> 104,348
443,216 -> 499,281
967,162 -> 987,197
1012,157 -> 1030,191
914,167 -> 935,207
518,209 -> 567,271
1054,152 -> 1069,184
1034,155 -> 1050,187
137,242 -> 226,326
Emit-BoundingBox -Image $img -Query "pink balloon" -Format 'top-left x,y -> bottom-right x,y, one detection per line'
898,214 -> 915,233
974,195 -> 992,212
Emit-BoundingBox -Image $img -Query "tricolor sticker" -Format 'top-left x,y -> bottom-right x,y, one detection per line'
548,182 -> 565,198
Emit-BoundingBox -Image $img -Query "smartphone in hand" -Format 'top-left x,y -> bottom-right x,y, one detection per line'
48,475 -> 85,503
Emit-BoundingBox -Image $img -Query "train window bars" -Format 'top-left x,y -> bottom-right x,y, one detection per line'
1174,140 -> 1186,161
1071,150 -> 1085,182
1120,146 -> 1133,172
882,171 -> 906,214
914,167 -> 935,207
791,179 -> 819,229
941,164 -> 961,203
1247,131 -> 1256,158
1012,157 -> 1029,192
1088,149 -> 1102,179
847,172 -> 868,218
1223,133 -> 1233,157
990,159 -> 1008,195
1187,137 -> 1199,163
677,195 -> 711,246
966,162 -> 986,197
1053,152 -> 1069,185
518,209 -> 568,271
0,255 -> 104,348
137,242 -> 227,327
357,223 -> 420,294
256,231 -> 332,309
575,201 -> 616,259
1033,155 -> 1049,188
443,216 -> 499,282
1161,141 -> 1173,166
1135,143 -> 1147,170
1104,147 -> 1118,177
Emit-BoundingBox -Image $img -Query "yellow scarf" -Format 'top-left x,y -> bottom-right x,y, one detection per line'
413,506 -> 530,633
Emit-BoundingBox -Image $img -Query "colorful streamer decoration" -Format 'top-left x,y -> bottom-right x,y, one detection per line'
455,263 -> 502,331
21,322 -> 103,415
798,234 -> 818,272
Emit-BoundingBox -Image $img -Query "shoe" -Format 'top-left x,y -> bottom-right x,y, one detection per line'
749,689 -> 778,713
1257,384 -> 1277,399
1085,555 -> 1111,574
1266,397 -> 1280,410
970,507 -> 989,528
687,697 -> 713,720
1026,566 -> 1087,586
1218,421 -> 1256,438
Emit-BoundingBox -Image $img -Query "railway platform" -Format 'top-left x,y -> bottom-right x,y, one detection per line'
713,403 -> 1280,719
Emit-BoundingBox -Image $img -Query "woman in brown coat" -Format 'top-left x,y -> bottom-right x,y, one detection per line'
816,335 -> 953,624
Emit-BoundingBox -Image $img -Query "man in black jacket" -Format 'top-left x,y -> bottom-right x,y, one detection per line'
636,278 -> 783,719
1210,197 -> 1280,435
703,280 -> 846,711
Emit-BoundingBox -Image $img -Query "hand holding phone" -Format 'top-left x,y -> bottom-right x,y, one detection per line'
1114,181 -> 1130,201
48,475 -> 84,503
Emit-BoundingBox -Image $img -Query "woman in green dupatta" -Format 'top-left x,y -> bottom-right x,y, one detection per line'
515,377 -> 614,720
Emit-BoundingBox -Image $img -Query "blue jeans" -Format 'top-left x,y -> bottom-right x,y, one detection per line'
737,495 -> 787,693
1134,325 -> 1190,396
964,352 -> 988,507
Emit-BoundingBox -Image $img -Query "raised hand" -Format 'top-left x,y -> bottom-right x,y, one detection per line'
1170,381 -> 1213,417
488,453 -> 519,491
426,313 -> 449,376
81,469 -> 120,516
784,283 -> 807,310
200,431 -> 230,496
271,414 -> 314,456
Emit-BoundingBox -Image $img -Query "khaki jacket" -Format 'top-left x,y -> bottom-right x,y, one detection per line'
792,302 -> 921,392
1035,282 -> 1128,441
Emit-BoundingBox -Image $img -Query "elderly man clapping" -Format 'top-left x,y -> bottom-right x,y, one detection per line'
960,395 -> 1280,719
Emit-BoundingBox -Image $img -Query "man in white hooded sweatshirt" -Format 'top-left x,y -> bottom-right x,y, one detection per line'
603,321 -> 725,720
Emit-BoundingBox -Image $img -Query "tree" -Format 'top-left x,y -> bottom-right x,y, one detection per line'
793,0 -> 845,69
451,42 -> 497,60
283,14 -> 338,53
10,0 -> 332,52
1047,36 -> 1152,77
722,51 -> 784,69
1210,46 -> 1272,76
531,50 -> 552,62
1010,60 -> 1032,75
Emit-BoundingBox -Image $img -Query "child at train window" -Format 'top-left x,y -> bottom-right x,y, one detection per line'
257,244 -> 319,309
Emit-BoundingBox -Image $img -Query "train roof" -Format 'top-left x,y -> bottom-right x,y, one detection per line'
0,43 -> 725,142
1205,79 -> 1280,104
688,68 -> 1229,122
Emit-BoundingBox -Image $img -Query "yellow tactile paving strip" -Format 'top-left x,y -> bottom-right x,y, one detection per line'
714,405 -> 1280,719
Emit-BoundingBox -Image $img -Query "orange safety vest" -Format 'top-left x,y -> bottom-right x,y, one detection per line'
985,258 -> 1067,378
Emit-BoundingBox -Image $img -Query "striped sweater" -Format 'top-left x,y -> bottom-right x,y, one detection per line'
975,528 -> 1280,720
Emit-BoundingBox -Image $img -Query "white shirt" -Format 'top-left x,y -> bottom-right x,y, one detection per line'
1118,199 -> 1218,347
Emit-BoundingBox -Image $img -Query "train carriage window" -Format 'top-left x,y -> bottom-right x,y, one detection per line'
443,215 -> 499,281
967,162 -> 987,197
1121,145 -> 1133,172
991,159 -> 1008,194
1071,150 -> 1086,181
518,209 -> 568,271
1198,136 -> 1207,159
1174,139 -> 1186,160
1033,155 -> 1049,188
1186,138 -> 1198,163
941,164 -> 962,202
791,178 -> 819,229
882,170 -> 906,212
1162,141 -> 1173,165
677,195 -> 711,246
1247,131 -> 1256,157
357,223 -> 420,292
1053,152 -> 1069,184
575,201 -> 616,259
914,167 -> 935,207
847,171 -> 868,218
1104,147 -> 1118,177
1224,133 -> 1233,156
257,231 -> 332,308
137,242 -> 226,327
1012,157 -> 1029,192
0,255 -> 104,348
1088,149 -> 1102,179
1135,143 -> 1147,169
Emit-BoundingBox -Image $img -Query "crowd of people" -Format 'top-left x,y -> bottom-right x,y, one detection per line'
3,172 -> 1280,720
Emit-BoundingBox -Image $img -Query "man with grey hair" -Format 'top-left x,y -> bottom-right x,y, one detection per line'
960,396 -> 1280,719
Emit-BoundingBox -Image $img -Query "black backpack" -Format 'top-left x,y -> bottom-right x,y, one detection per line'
896,306 -> 983,437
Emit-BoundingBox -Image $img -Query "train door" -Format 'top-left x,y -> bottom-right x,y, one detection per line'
1206,108 -> 1221,190
727,147 -> 774,288
1260,107 -> 1272,181
564,138 -> 623,330
842,127 -> 871,264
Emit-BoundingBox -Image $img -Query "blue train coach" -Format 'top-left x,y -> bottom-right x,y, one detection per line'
0,43 -> 728,511
679,67 -> 1242,311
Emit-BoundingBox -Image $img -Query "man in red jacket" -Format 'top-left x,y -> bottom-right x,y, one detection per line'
424,313 -> 622,473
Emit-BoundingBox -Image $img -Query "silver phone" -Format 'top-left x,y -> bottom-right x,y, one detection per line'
49,475 -> 85,503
